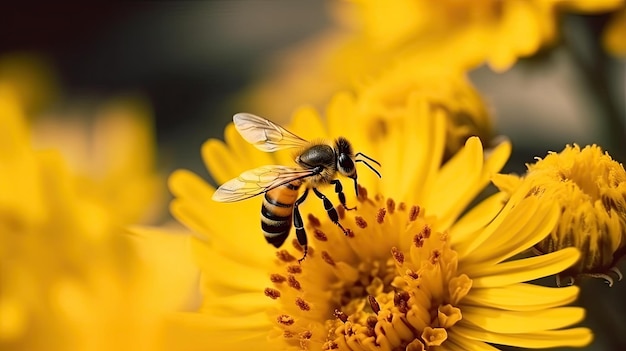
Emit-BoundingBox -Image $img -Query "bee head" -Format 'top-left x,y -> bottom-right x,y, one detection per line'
335,137 -> 382,197
335,137 -> 357,179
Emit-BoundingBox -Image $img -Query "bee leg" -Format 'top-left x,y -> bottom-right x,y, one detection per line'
294,188 -> 309,263
330,179 -> 356,211
312,188 -> 349,235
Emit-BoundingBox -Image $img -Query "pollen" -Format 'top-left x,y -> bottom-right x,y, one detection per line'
288,275 -> 302,290
386,198 -> 396,214
355,216 -> 368,228
394,291 -> 410,313
336,205 -> 345,219
307,213 -> 321,227
287,265 -> 302,274
270,274 -> 287,284
408,205 -> 420,221
321,251 -> 335,266
366,315 -> 377,329
368,295 -> 381,314
277,314 -> 295,326
295,297 -> 310,311
391,247 -> 404,264
406,269 -> 419,280
430,249 -> 441,264
357,184 -> 369,201
376,208 -> 386,223
291,239 -> 304,253
334,309 -> 348,323
276,250 -> 297,262
264,288 -> 281,299
314,229 -> 328,241
414,233 -> 425,248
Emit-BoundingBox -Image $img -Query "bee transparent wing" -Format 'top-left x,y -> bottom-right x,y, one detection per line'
233,113 -> 309,152
212,165 -> 315,202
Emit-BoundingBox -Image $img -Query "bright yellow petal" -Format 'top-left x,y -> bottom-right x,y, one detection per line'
460,306 -> 584,333
449,192 -> 508,246
468,248 -> 581,288
426,137 -> 483,227
462,284 -> 580,312
465,201 -> 559,265
452,325 -> 593,348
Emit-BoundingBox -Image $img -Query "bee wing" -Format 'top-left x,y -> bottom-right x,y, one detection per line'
233,113 -> 309,152
212,165 -> 315,202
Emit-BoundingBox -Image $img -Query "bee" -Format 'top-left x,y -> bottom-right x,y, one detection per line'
212,113 -> 381,262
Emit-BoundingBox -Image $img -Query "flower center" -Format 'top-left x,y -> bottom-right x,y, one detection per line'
263,189 -> 471,350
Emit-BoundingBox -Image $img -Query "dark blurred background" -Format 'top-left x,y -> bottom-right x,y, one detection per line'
1,2 -> 624,350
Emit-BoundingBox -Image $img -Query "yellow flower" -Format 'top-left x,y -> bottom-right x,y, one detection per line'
493,144 -> 626,287
347,0 -> 625,71
168,92 -> 591,350
0,83 -> 195,350
354,64 -> 493,161
247,62 -> 493,159
31,97 -> 165,227
242,0 -> 624,118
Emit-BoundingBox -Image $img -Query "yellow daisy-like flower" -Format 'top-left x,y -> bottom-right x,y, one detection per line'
354,64 -> 493,162
348,0 -> 625,71
0,83 -> 195,350
247,63 -> 493,160
493,144 -> 626,287
168,92 -> 591,350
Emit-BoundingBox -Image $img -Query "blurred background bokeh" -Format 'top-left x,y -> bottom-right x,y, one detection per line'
1,1 -> 624,350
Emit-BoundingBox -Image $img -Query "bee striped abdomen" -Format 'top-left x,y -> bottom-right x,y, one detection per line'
261,181 -> 301,248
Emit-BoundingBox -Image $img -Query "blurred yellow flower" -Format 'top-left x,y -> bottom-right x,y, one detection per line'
348,0 -> 624,71
493,144 -> 626,287
242,0 -> 624,118
167,92 -> 591,350
354,64 -> 493,160
0,82 -> 196,350
31,97 -> 164,227
246,62 -> 493,158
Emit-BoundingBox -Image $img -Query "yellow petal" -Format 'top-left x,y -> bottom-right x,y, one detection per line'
490,173 -> 521,193
462,284 -> 580,311
449,192 -> 507,246
460,306 -> 585,333
469,248 -> 581,288
465,201 -> 559,265
452,325 -> 593,348
427,137 -> 483,227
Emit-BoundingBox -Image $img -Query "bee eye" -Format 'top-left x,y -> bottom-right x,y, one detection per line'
338,154 -> 354,171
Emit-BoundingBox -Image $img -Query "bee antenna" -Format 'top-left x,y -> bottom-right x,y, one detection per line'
356,159 -> 382,178
355,152 -> 381,167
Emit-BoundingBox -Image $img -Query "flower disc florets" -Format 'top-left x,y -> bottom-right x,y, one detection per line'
265,189 -> 469,350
